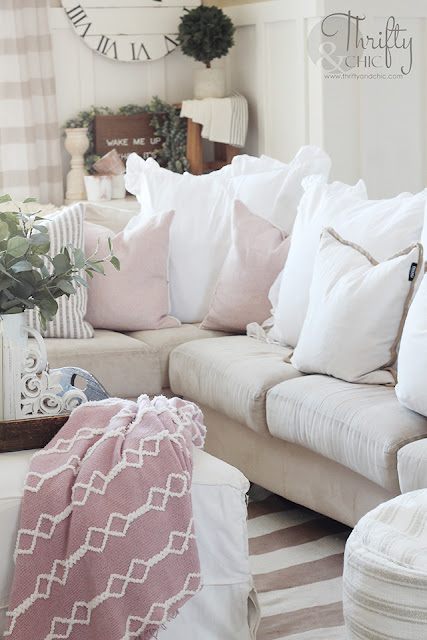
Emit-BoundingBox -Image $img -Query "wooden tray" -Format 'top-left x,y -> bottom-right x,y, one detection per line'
0,415 -> 68,453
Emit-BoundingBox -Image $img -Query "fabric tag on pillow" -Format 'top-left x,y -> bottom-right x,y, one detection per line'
409,263 -> 418,281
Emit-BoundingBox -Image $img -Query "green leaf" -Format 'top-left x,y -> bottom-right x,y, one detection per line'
57,280 -> 76,295
84,268 -> 94,280
87,261 -> 104,275
0,277 -> 14,291
7,236 -> 29,258
0,194 -> 12,204
73,248 -> 86,270
12,278 -> 34,299
32,224 -> 48,233
23,197 -> 37,203
0,262 -> 19,280
110,256 -> 120,271
3,306 -> 24,314
52,253 -> 71,275
1,298 -> 24,311
0,214 -> 20,237
0,222 -> 8,241
33,286 -> 58,318
73,274 -> 88,288
40,264 -> 50,279
28,232 -> 50,256
39,311 -> 47,332
11,260 -> 33,273
108,237 -> 113,252
29,232 -> 49,246
27,254 -> 44,268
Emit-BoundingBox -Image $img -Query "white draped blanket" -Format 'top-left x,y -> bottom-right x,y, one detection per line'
180,92 -> 248,148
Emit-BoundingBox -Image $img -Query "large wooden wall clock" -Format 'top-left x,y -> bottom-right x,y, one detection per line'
61,0 -> 200,62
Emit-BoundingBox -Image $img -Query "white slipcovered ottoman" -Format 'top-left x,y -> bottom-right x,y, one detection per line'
343,489 -> 427,639
0,447 -> 260,640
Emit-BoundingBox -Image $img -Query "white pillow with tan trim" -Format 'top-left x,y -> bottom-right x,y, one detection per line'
290,228 -> 423,385
396,273 -> 427,416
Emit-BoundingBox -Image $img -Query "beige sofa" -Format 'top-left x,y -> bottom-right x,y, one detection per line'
41,323 -> 427,529
31,199 -> 427,529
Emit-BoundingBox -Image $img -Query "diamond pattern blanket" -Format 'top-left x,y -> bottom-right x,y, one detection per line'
4,395 -> 206,640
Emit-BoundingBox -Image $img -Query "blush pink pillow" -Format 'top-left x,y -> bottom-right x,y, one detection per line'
84,211 -> 180,331
200,200 -> 291,333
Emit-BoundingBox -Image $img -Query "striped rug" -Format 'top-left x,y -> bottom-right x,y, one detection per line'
248,493 -> 352,640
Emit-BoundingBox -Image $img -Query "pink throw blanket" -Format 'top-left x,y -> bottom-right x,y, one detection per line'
5,395 -> 206,640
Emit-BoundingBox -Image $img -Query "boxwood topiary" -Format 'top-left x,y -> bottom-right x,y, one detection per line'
177,5 -> 235,68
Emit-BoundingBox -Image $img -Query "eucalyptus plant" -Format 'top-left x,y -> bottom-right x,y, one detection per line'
0,195 -> 120,330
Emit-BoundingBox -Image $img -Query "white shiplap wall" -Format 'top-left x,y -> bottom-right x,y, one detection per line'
50,0 -> 427,197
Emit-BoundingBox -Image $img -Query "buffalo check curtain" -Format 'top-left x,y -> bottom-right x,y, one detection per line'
0,0 -> 63,204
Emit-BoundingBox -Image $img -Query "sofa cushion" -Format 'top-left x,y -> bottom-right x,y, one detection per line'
127,324 -> 231,389
397,439 -> 427,493
169,335 -> 302,434
266,375 -> 427,492
38,330 -> 161,398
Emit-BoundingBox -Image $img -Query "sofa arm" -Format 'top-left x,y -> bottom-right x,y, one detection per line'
397,438 -> 427,493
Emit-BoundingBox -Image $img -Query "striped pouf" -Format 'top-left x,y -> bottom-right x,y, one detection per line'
248,493 -> 351,639
343,489 -> 427,639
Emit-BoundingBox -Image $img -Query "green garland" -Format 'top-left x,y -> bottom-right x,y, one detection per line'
146,97 -> 189,174
63,97 -> 189,174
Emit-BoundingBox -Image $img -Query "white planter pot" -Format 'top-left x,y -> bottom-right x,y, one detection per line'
64,127 -> 89,203
193,68 -> 226,100
111,174 -> 126,199
0,313 -> 47,420
0,313 -> 88,420
84,175 -> 112,201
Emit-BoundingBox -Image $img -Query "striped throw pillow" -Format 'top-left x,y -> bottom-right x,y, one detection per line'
26,203 -> 94,339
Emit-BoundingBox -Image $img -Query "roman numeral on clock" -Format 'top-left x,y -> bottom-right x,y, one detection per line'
164,35 -> 178,53
131,42 -> 151,61
97,35 -> 118,60
65,4 -> 92,38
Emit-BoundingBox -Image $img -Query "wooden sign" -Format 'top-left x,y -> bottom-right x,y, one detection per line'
94,114 -> 165,164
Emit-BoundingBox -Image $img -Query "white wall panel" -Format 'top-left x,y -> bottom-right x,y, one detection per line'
265,20 -> 300,162
50,1 -> 427,197
359,18 -> 425,197
227,25 -> 259,156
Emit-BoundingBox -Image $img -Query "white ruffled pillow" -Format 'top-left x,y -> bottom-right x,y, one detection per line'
290,228 -> 423,385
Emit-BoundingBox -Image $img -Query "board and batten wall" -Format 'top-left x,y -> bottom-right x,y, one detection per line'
49,0 -> 427,198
